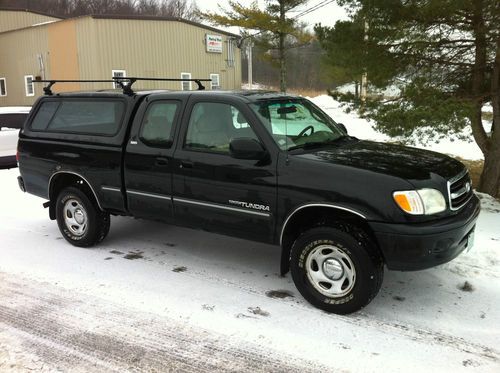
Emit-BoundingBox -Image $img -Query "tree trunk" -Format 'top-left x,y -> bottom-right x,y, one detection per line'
478,36 -> 500,198
470,0 -> 489,155
279,0 -> 286,93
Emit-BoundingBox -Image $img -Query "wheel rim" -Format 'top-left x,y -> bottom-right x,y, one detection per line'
305,244 -> 356,298
63,198 -> 88,237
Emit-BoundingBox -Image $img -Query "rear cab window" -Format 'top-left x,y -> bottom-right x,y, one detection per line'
139,101 -> 180,147
30,99 -> 125,136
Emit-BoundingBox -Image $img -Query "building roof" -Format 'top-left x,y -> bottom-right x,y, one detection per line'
90,14 -> 239,38
0,7 -> 64,19
0,8 -> 238,38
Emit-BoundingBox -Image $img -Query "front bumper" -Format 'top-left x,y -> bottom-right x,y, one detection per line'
0,155 -> 17,168
370,194 -> 480,271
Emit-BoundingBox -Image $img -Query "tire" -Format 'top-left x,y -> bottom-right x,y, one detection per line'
56,186 -> 110,247
290,225 -> 383,314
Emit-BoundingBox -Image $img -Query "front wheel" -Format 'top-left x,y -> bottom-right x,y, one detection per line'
290,225 -> 383,314
56,187 -> 110,247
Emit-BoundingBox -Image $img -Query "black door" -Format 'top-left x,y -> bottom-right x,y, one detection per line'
172,98 -> 278,243
124,97 -> 182,220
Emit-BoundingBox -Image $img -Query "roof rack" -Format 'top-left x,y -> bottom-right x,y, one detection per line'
122,77 -> 212,92
34,77 -> 212,96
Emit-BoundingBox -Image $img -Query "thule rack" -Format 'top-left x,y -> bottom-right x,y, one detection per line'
34,79 -> 125,96
34,77 -> 212,96
122,77 -> 212,92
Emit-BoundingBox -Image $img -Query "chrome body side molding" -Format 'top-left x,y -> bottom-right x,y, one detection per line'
279,203 -> 367,245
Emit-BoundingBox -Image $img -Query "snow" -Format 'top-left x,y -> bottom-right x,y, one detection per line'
241,82 -> 269,90
0,106 -> 31,114
309,95 -> 491,160
0,165 -> 499,371
335,83 -> 402,97
0,94 -> 499,370
482,103 -> 493,113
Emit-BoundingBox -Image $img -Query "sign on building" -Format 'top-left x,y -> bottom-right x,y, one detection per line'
206,34 -> 223,53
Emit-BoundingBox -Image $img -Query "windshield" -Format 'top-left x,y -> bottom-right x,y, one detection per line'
250,99 -> 346,150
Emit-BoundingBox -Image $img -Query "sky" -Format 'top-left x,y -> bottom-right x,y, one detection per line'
198,0 -> 349,33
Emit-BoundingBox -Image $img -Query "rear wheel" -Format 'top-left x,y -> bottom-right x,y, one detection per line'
290,225 -> 383,314
56,187 -> 110,247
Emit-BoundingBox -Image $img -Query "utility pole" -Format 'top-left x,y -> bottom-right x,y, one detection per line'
279,0 -> 286,93
360,20 -> 369,106
247,41 -> 253,89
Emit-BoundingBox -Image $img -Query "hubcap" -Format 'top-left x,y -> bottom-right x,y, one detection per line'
305,244 -> 356,297
323,258 -> 344,280
63,199 -> 87,236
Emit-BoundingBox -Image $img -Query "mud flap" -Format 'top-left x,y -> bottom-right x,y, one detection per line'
280,245 -> 290,276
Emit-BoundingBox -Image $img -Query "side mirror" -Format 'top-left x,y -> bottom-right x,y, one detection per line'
230,138 -> 267,160
337,122 -> 348,134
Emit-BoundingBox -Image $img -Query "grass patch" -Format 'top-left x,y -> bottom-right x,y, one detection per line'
482,111 -> 493,122
455,158 -> 483,187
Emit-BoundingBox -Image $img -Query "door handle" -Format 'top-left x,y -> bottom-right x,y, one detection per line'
155,157 -> 169,166
180,160 -> 193,169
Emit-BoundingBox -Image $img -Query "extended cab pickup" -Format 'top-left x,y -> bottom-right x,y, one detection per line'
17,83 -> 480,314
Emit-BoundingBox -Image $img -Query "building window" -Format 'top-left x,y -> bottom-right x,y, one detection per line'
181,72 -> 192,91
112,69 -> 126,89
24,75 -> 34,97
0,78 -> 6,96
210,74 -> 220,90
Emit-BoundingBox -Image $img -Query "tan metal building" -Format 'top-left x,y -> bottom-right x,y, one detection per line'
0,9 -> 242,106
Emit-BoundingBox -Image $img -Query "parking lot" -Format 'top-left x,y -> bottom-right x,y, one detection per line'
1,167 -> 499,372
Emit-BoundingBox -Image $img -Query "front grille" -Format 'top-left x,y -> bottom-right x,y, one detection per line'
447,170 -> 473,210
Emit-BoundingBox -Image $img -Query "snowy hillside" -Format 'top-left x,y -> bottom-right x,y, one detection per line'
310,95 -> 487,161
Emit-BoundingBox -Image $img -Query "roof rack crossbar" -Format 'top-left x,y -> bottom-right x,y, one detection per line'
34,79 -> 121,95
35,77 -> 213,95
119,77 -> 212,91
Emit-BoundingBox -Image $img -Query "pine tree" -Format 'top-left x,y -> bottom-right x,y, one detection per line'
317,0 -> 500,197
201,0 -> 312,92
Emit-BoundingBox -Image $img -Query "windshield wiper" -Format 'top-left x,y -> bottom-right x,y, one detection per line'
288,141 -> 327,151
288,135 -> 355,151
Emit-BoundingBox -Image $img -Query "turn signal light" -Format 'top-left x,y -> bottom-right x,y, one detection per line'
393,191 -> 424,215
393,189 -> 446,215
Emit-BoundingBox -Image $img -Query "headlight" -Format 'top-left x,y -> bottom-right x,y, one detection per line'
393,188 -> 446,215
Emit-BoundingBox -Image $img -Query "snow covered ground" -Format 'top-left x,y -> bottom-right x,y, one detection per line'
0,164 -> 499,372
0,95 -> 498,371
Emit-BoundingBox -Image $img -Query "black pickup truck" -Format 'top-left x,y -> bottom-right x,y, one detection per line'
17,79 -> 480,314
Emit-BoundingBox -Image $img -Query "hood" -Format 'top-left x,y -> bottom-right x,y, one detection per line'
293,140 -> 465,181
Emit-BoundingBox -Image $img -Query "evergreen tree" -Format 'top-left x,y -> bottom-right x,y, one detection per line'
201,0 -> 312,92
316,0 -> 500,197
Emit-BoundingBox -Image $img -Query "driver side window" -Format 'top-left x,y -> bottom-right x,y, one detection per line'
184,102 -> 260,154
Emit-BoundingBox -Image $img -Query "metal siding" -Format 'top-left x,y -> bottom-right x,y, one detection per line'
75,18 -> 241,91
0,16 -> 242,106
0,10 -> 59,33
47,20 -> 80,92
0,26 -> 50,106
